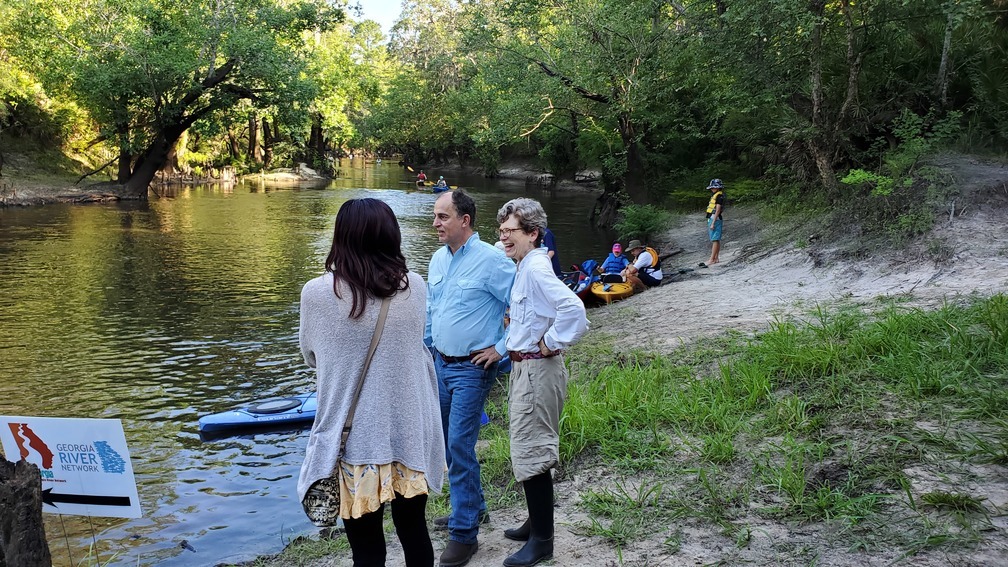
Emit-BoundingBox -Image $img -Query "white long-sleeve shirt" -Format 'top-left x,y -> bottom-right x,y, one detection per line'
505,248 -> 588,353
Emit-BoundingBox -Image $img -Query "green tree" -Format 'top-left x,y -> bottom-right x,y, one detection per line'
307,18 -> 395,163
465,0 -> 695,223
705,0 -> 999,193
6,0 -> 340,195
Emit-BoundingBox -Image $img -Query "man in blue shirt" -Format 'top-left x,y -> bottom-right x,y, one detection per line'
426,190 -> 516,567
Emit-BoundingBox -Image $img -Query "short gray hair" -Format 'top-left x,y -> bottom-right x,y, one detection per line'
496,198 -> 547,247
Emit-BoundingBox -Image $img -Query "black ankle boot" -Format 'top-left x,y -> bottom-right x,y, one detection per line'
504,518 -> 530,541
502,536 -> 553,567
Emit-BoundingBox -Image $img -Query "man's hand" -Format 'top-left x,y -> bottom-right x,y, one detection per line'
470,345 -> 502,369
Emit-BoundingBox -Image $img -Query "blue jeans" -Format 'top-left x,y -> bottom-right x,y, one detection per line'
435,352 -> 494,544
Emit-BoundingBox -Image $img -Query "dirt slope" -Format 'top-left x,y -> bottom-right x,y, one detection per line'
595,154 -> 1008,352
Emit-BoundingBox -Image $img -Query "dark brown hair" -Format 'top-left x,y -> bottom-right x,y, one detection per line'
325,198 -> 409,318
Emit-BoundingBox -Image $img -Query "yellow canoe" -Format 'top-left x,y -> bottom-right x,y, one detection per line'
590,281 -> 634,304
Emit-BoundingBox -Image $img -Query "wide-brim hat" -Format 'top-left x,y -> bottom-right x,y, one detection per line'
627,239 -> 643,251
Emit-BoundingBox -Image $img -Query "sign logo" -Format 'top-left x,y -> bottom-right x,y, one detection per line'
7,423 -> 55,469
1,416 -> 143,519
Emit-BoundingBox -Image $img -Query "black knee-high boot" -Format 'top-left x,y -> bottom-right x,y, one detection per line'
503,472 -> 553,567
503,482 -> 531,541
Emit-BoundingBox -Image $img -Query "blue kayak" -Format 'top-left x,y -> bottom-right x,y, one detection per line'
199,390 -> 496,437
199,392 -> 318,435
200,360 -> 508,437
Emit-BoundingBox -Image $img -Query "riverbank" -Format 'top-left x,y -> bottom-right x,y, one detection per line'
0,158 -> 598,207
243,156 -> 1008,567
412,158 -> 602,193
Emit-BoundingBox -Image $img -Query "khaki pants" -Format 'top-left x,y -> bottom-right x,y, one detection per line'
508,356 -> 568,482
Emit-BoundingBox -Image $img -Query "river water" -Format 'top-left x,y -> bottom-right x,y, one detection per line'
0,160 -> 610,566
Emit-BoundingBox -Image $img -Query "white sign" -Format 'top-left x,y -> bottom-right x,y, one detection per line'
0,416 -> 142,519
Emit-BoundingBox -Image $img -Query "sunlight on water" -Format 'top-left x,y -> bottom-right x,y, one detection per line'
0,160 -> 606,565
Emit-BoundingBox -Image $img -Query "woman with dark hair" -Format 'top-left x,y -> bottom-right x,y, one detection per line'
298,198 -> 445,566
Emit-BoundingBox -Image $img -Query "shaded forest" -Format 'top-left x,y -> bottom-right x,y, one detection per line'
1,0 -> 1006,224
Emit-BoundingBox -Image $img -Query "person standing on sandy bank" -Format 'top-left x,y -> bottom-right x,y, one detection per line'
297,198 -> 445,567
701,178 -> 725,267
426,190 -> 516,567
496,198 -> 589,567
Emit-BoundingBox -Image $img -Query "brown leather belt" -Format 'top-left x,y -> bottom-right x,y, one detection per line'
509,350 -> 562,362
437,351 -> 472,364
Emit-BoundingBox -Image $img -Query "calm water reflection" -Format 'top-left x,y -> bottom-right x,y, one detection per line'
0,160 -> 609,566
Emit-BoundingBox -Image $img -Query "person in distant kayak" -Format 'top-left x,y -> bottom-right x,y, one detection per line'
701,178 -> 725,267
298,198 -> 445,567
435,176 -> 448,189
496,197 -> 588,567
417,170 -> 427,183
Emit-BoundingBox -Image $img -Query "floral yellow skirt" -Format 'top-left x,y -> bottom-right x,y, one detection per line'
304,461 -> 430,522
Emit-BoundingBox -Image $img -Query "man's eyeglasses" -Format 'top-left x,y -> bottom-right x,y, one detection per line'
498,227 -> 522,238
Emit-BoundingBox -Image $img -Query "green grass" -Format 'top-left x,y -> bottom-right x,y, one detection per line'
275,294 -> 1006,564
231,533 -> 349,566
552,294 -> 1005,556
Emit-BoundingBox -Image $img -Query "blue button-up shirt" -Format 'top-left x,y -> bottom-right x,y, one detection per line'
425,233 -> 516,357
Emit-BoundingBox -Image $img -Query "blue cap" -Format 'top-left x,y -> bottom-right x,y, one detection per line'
707,178 -> 723,189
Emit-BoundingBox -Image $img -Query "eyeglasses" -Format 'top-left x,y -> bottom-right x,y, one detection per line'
498,227 -> 522,238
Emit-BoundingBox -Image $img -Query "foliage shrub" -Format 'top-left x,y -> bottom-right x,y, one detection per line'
0,70 -> 94,174
536,126 -> 578,175
475,143 -> 500,176
839,110 -> 961,242
614,204 -> 672,242
665,178 -> 768,211
1,82 -> 90,149
577,124 -> 620,177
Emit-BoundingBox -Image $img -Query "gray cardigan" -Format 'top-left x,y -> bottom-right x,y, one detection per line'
297,271 -> 445,501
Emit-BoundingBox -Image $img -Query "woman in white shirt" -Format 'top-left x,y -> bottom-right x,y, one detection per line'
495,198 -> 589,567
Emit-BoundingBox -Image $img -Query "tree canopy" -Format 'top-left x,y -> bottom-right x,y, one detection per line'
1,0 -> 1005,212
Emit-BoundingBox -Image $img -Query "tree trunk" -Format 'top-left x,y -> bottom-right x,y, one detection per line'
124,124 -> 188,196
117,147 -> 132,184
116,121 -> 132,183
618,113 -> 648,204
567,110 -> 580,171
261,118 -> 276,170
248,115 -> 261,164
307,114 -> 326,167
114,95 -> 132,183
591,172 -> 623,228
0,458 -> 51,567
807,0 -> 838,193
937,10 -> 954,106
227,129 -> 241,160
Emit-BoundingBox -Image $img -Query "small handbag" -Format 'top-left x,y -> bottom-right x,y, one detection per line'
302,296 -> 391,527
